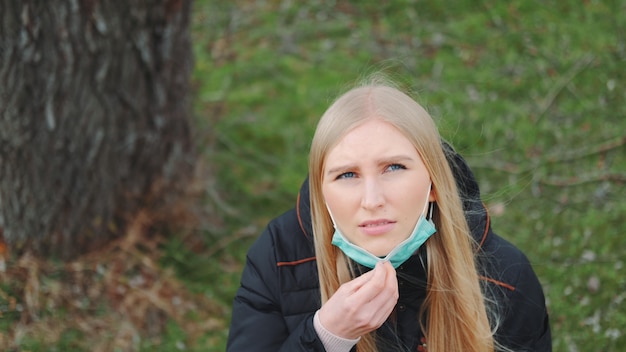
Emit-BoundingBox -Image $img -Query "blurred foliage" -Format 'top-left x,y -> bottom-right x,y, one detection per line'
190,0 -> 625,351
1,0 -> 624,351
0,230 -> 224,351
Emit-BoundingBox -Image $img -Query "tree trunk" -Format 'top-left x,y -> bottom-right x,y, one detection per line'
0,0 -> 195,259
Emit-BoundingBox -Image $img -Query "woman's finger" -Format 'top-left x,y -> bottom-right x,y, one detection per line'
347,262 -> 389,302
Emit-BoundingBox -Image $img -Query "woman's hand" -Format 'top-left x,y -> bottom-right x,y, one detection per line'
317,261 -> 399,339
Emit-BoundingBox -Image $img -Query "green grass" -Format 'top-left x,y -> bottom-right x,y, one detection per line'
189,0 -> 626,351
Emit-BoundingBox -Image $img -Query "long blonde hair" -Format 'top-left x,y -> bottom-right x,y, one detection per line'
309,80 -> 496,352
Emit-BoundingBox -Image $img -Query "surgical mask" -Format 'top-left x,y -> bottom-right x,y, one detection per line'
329,184 -> 436,269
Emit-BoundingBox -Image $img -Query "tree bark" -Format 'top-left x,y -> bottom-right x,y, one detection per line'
0,0 -> 195,259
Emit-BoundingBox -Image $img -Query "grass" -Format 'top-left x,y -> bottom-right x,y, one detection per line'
1,0 -> 624,351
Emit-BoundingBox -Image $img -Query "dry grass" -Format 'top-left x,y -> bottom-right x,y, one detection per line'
0,212 -> 225,351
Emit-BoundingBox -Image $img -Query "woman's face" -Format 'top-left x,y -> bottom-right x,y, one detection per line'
322,119 -> 434,257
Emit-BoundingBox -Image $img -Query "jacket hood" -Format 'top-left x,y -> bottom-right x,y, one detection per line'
296,141 -> 492,247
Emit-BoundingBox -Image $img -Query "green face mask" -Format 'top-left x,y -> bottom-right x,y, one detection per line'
330,185 -> 436,269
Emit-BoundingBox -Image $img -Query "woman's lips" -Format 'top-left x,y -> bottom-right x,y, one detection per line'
359,219 -> 396,236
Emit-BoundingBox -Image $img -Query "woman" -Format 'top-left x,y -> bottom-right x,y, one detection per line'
227,80 -> 551,351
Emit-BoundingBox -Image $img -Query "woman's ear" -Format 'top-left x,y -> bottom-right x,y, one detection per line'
429,184 -> 438,202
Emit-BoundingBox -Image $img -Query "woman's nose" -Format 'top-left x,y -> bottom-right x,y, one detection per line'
361,178 -> 385,209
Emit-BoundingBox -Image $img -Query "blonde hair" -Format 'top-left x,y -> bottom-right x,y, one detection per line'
309,80 -> 496,352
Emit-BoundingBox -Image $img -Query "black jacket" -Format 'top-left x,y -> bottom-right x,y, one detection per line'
227,146 -> 551,351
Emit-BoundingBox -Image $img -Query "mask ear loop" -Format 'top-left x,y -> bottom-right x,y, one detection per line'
420,188 -> 434,271
325,203 -> 338,229
428,201 -> 434,221
423,182 -> 434,220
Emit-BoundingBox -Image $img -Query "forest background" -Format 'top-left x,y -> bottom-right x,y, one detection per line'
2,0 -> 625,351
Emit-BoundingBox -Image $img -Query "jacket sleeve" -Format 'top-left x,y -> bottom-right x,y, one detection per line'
226,223 -> 326,352
491,240 -> 552,351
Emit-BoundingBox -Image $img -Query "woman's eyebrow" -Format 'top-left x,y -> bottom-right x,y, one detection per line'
375,155 -> 415,165
325,164 -> 357,176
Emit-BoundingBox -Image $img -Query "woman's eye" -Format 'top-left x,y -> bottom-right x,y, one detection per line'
337,172 -> 356,179
386,163 -> 406,172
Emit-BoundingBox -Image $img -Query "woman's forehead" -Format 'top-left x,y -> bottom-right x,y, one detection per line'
323,120 -> 419,168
